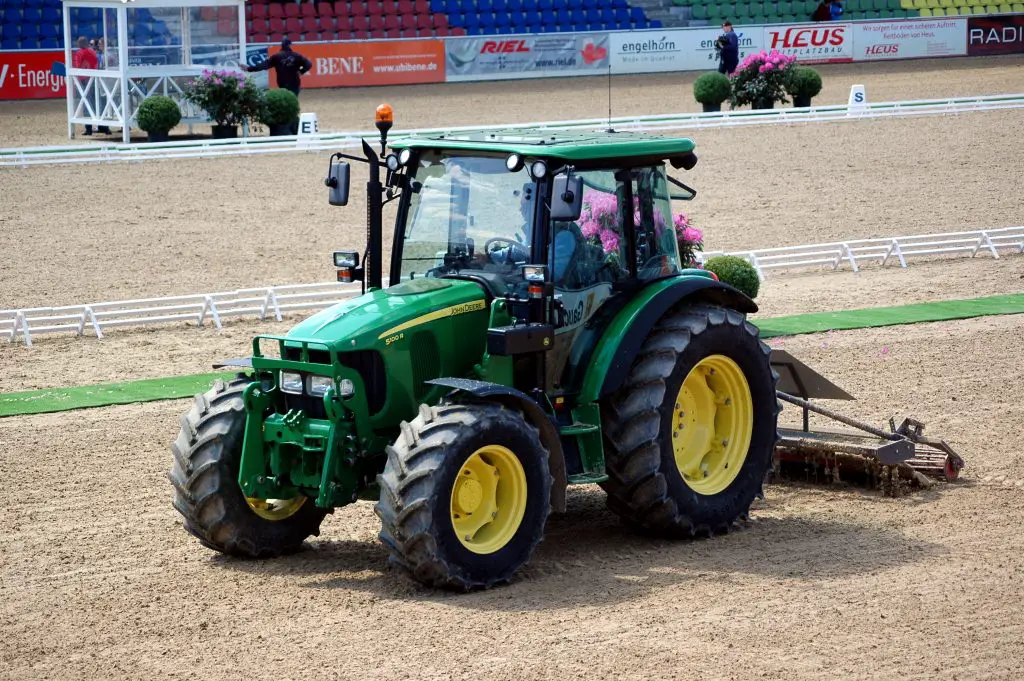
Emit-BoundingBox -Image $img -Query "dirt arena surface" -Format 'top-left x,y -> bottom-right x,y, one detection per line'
2,57 -> 1024,680
1,314 -> 1023,680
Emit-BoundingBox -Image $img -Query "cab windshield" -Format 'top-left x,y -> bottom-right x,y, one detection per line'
398,152 -> 533,292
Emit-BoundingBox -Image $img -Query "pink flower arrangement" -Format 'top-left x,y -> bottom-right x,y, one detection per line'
730,50 -> 798,109
184,69 -> 262,127
581,191 -> 705,267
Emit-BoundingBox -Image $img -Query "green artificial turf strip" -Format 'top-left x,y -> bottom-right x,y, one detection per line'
2,293 -> 1023,418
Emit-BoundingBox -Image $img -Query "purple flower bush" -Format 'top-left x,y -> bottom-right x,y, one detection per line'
729,50 -> 797,109
183,69 -> 263,127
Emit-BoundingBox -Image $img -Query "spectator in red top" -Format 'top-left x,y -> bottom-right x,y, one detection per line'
72,36 -> 110,136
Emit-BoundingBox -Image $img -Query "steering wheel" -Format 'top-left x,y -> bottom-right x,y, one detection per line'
640,255 -> 676,277
483,237 -> 529,255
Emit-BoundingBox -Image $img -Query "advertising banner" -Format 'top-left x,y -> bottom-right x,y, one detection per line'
967,15 -> 1024,56
763,23 -> 853,63
271,40 -> 445,88
445,34 -> 609,81
853,18 -> 966,60
0,50 -> 66,100
609,27 -> 762,74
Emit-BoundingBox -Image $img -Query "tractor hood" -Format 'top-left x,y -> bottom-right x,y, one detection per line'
286,278 -> 488,350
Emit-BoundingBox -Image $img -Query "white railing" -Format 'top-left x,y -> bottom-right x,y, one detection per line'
0,282 -> 360,347
697,226 -> 1024,281
3,226 -> 1022,346
2,93 -> 1023,168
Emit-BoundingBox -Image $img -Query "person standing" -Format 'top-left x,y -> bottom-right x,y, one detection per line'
716,21 -> 739,76
812,0 -> 833,21
72,37 -> 109,136
830,0 -> 844,20
244,38 -> 312,97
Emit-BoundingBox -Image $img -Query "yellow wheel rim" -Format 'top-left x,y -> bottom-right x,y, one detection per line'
671,354 -> 754,496
245,496 -> 306,521
450,445 -> 528,555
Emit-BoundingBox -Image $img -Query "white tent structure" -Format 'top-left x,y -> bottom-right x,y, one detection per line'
62,0 -> 247,143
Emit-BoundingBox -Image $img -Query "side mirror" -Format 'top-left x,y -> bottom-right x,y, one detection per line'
550,175 -> 583,221
325,160 -> 350,206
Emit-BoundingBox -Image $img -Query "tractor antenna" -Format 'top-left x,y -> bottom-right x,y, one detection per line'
606,63 -> 614,133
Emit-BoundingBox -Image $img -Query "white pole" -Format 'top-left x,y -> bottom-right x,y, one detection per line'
63,2 -> 75,139
118,4 -> 130,143
237,0 -> 247,68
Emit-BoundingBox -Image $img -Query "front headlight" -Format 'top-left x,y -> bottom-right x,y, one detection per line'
280,371 -> 303,395
307,375 -> 333,397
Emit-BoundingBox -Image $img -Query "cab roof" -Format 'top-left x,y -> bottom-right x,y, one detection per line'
389,129 -> 696,163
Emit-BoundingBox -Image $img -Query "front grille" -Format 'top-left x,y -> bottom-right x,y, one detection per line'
282,347 -> 387,415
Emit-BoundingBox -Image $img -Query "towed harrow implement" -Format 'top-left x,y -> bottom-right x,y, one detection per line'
769,351 -> 965,489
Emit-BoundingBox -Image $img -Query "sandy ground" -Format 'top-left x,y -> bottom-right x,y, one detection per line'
2,58 -> 1024,680
2,253 -> 1022,393
1,313 -> 1023,680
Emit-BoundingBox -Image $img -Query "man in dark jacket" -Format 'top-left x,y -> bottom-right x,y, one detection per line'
716,22 -> 739,76
245,38 -> 312,96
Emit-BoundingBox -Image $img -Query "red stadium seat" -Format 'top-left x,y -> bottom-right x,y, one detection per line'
351,1 -> 369,15
300,16 -> 319,32
432,25 -> 448,36
367,1 -> 385,15
369,14 -> 385,29
384,14 -> 399,29
352,29 -> 370,39
200,6 -> 217,21
351,14 -> 370,29
251,17 -> 270,32
382,0 -> 399,14
432,13 -> 448,27
414,13 -> 431,28
218,6 -> 235,20
319,15 -> 338,30
370,28 -> 386,38
252,4 -> 267,19
332,15 -> 349,29
269,31 -> 285,42
285,16 -> 302,33
301,3 -> 317,17
384,28 -> 399,38
399,28 -> 415,37
400,14 -> 416,29
268,4 -> 283,18
269,16 -> 286,32
284,3 -> 300,18
450,26 -> 465,35
398,0 -> 415,14
252,32 -> 271,43
414,0 -> 429,13
245,4 -> 254,20
334,1 -> 348,15
217,19 -> 238,36
317,2 -> 335,17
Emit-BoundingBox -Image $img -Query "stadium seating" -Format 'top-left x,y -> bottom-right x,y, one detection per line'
670,0 -> 1017,23
0,0 -> 655,49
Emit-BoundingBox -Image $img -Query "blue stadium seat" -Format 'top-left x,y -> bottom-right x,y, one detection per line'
496,12 -> 512,26
521,0 -> 538,9
41,7 -> 61,23
1,38 -> 16,50
511,13 -> 527,29
1,24 -> 19,39
477,0 -> 492,11
478,11 -> 496,27
431,0 -> 446,11
21,38 -> 40,49
540,9 -> 555,23
556,8 -> 570,22
40,37 -> 60,49
40,24 -> 60,39
566,0 -> 583,8
463,11 -> 480,27
630,6 -> 644,20
537,0 -> 554,10
600,8 -> 615,22
570,8 -> 585,22
43,0 -> 62,6
492,0 -> 507,11
448,12 -> 465,26
494,25 -> 512,33
585,8 -> 600,22
507,0 -> 522,11
445,0 -> 459,13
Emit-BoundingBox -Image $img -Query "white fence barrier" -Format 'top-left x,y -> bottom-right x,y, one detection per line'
2,93 -> 1023,168
0,282 -> 360,347
697,226 -> 1024,280
3,227 -> 1022,346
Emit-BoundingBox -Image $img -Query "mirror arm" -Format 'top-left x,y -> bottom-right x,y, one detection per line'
667,175 -> 698,200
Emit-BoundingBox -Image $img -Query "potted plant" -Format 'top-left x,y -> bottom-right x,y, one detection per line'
258,88 -> 301,136
136,95 -> 181,143
729,50 -> 797,110
703,255 -> 761,299
183,69 -> 263,139
693,72 -> 731,113
787,65 -> 823,108
579,192 -> 705,268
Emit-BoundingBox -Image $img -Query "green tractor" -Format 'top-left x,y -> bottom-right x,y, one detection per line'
169,107 -> 781,589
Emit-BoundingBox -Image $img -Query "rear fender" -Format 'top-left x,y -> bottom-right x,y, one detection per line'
578,277 -> 756,404
426,378 -> 568,513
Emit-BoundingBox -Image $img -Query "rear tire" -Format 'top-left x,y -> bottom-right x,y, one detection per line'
169,377 -> 327,557
375,403 -> 551,590
601,305 -> 779,537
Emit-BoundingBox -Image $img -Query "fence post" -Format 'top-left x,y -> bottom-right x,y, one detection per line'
16,311 -> 32,347
748,252 -> 766,281
980,231 -> 999,259
842,242 -> 859,272
203,295 -> 223,330
268,289 -> 282,322
892,239 -> 907,268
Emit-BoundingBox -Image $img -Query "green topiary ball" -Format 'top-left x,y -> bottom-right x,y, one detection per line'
693,72 -> 732,105
786,66 -> 823,100
136,95 -> 181,133
704,255 -> 761,299
259,88 -> 301,126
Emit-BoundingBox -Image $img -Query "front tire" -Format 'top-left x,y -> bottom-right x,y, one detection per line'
375,403 -> 552,590
169,377 -> 327,557
601,305 -> 779,537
